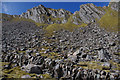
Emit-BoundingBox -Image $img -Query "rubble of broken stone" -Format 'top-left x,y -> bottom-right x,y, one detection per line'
1,21 -> 120,79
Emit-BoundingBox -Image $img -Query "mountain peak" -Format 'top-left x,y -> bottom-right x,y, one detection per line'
19,4 -> 72,24
72,3 -> 105,24
18,3 -> 118,25
38,4 -> 45,7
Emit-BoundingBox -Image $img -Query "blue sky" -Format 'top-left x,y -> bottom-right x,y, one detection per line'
2,2 -> 109,15
1,0 -> 111,2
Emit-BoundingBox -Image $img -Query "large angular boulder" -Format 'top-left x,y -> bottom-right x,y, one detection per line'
98,49 -> 110,61
29,66 -> 43,74
73,50 -> 82,56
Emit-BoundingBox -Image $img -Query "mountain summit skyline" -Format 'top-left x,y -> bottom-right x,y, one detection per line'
2,2 -> 109,15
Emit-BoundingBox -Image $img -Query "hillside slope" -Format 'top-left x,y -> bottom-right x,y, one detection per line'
2,2 -> 119,33
1,2 -> 120,79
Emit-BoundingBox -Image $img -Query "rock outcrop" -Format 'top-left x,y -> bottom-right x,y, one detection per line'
4,2 -> 119,25
19,5 -> 72,24
72,3 -> 105,24
19,3 -> 106,24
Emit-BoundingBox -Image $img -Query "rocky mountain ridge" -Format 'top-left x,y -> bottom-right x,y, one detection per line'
2,2 -> 119,25
17,3 -> 105,24
17,2 -> 118,25
72,3 -> 105,24
19,5 -> 72,24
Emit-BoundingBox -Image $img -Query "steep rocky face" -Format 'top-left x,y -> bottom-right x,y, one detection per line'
19,3 -> 106,24
3,2 -> 119,25
72,3 -> 105,24
19,5 -> 72,24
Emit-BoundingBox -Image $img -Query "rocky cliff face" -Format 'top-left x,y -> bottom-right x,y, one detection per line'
72,3 -> 105,24
19,3 -> 106,24
19,5 -> 72,24
13,2 -> 119,25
